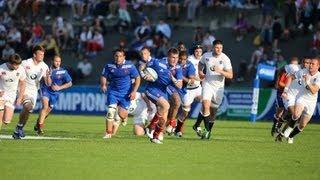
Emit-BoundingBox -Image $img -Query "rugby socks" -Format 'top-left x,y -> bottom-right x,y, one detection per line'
168,118 -> 176,128
208,121 -> 215,131
147,113 -> 160,130
194,112 -> 204,128
203,115 -> 211,132
175,119 -> 184,133
289,126 -> 302,138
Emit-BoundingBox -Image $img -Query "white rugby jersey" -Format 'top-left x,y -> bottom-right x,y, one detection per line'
297,71 -> 320,101
22,58 -> 49,90
288,68 -> 308,96
0,63 -> 26,93
187,54 -> 201,88
200,52 -> 232,88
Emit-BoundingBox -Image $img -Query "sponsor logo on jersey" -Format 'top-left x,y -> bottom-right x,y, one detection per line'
16,72 -> 20,76
30,74 -> 37,80
1,72 -> 6,75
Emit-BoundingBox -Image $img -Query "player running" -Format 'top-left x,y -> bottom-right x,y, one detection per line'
12,45 -> 49,139
145,48 -> 182,144
0,54 -> 26,133
34,55 -> 72,135
100,48 -> 140,139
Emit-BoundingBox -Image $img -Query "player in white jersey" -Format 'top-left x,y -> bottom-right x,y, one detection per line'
197,40 -> 233,139
280,57 -> 320,144
174,46 -> 203,137
0,54 -> 26,133
276,58 -> 311,142
114,92 -> 156,136
13,45 -> 49,139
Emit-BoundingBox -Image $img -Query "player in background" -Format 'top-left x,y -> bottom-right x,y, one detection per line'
271,57 -> 299,136
13,45 -> 49,139
145,48 -> 182,144
114,92 -> 156,136
281,57 -> 320,143
100,48 -> 140,139
173,50 -> 199,137
0,54 -> 26,133
186,45 -> 204,136
196,40 -> 233,139
276,57 -> 310,141
34,55 -> 72,135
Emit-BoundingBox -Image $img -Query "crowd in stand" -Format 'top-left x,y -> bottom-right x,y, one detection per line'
0,0 -> 320,85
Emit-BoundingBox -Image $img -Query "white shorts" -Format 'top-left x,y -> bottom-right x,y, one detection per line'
296,97 -> 317,116
283,92 -> 297,109
133,107 -> 156,125
0,91 -> 16,109
182,86 -> 202,107
202,81 -> 224,108
23,87 -> 38,110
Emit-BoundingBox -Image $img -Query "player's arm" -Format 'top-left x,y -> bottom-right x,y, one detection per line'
129,66 -> 141,100
44,67 -> 52,87
198,62 -> 205,79
215,68 -> 233,79
305,83 -> 320,94
100,76 -> 107,93
16,79 -> 26,105
141,93 -> 153,112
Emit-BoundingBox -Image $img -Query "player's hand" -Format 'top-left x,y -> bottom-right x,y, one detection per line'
51,85 -> 61,91
198,72 -> 205,80
188,79 -> 195,85
16,97 -> 23,106
129,91 -> 136,100
143,74 -> 154,82
46,68 -> 52,76
101,85 -> 107,93
211,65 -> 222,73
281,92 -> 288,100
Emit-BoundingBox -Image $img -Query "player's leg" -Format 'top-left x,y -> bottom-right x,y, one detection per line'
103,92 -> 118,139
0,99 -> 4,131
283,103 -> 304,138
271,92 -> 285,136
166,92 -> 181,134
151,97 -> 170,143
2,102 -> 15,125
288,101 -> 316,143
198,83 -> 214,138
35,97 -> 50,135
13,94 -> 35,139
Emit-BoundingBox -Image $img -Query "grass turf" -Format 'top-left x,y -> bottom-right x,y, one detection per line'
0,114 -> 320,180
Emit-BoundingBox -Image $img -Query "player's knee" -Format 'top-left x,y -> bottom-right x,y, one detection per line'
182,105 -> 190,112
106,105 -> 117,121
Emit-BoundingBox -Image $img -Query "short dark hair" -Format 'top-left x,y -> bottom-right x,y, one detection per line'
179,51 -> 188,59
113,48 -> 126,55
32,45 -> 45,54
8,53 -> 22,65
194,44 -> 203,50
141,46 -> 151,52
212,39 -> 223,46
167,47 -> 179,56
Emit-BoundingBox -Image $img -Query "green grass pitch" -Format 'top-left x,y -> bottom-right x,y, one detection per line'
0,114 -> 320,180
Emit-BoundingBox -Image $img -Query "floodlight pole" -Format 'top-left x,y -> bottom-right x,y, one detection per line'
250,74 -> 260,122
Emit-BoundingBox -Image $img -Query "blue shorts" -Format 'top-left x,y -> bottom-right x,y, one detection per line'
106,91 -> 131,110
276,90 -> 284,108
166,85 -> 184,99
145,86 -> 168,104
41,88 -> 59,108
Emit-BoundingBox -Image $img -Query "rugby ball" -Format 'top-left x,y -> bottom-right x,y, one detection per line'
144,67 -> 158,82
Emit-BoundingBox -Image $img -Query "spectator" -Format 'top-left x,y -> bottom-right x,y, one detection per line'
77,56 -> 92,79
7,0 -> 21,16
86,30 -> 104,55
7,27 -> 21,50
2,43 -> 15,61
233,12 -> 249,42
193,26 -> 204,45
272,15 -> 282,52
166,0 -> 180,20
248,46 -> 264,73
52,16 -> 68,49
184,0 -> 201,22
134,19 -> 151,42
261,15 -> 273,45
39,34 -> 60,58
202,31 -> 215,52
77,25 -> 92,54
156,19 -> 171,39
107,0 -> 119,19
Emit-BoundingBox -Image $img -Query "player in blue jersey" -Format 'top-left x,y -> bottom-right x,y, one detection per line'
34,55 -> 72,135
100,48 -> 140,139
145,48 -> 182,144
173,51 -> 198,137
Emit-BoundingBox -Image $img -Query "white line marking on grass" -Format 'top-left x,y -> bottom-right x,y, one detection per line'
0,135 -> 76,140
